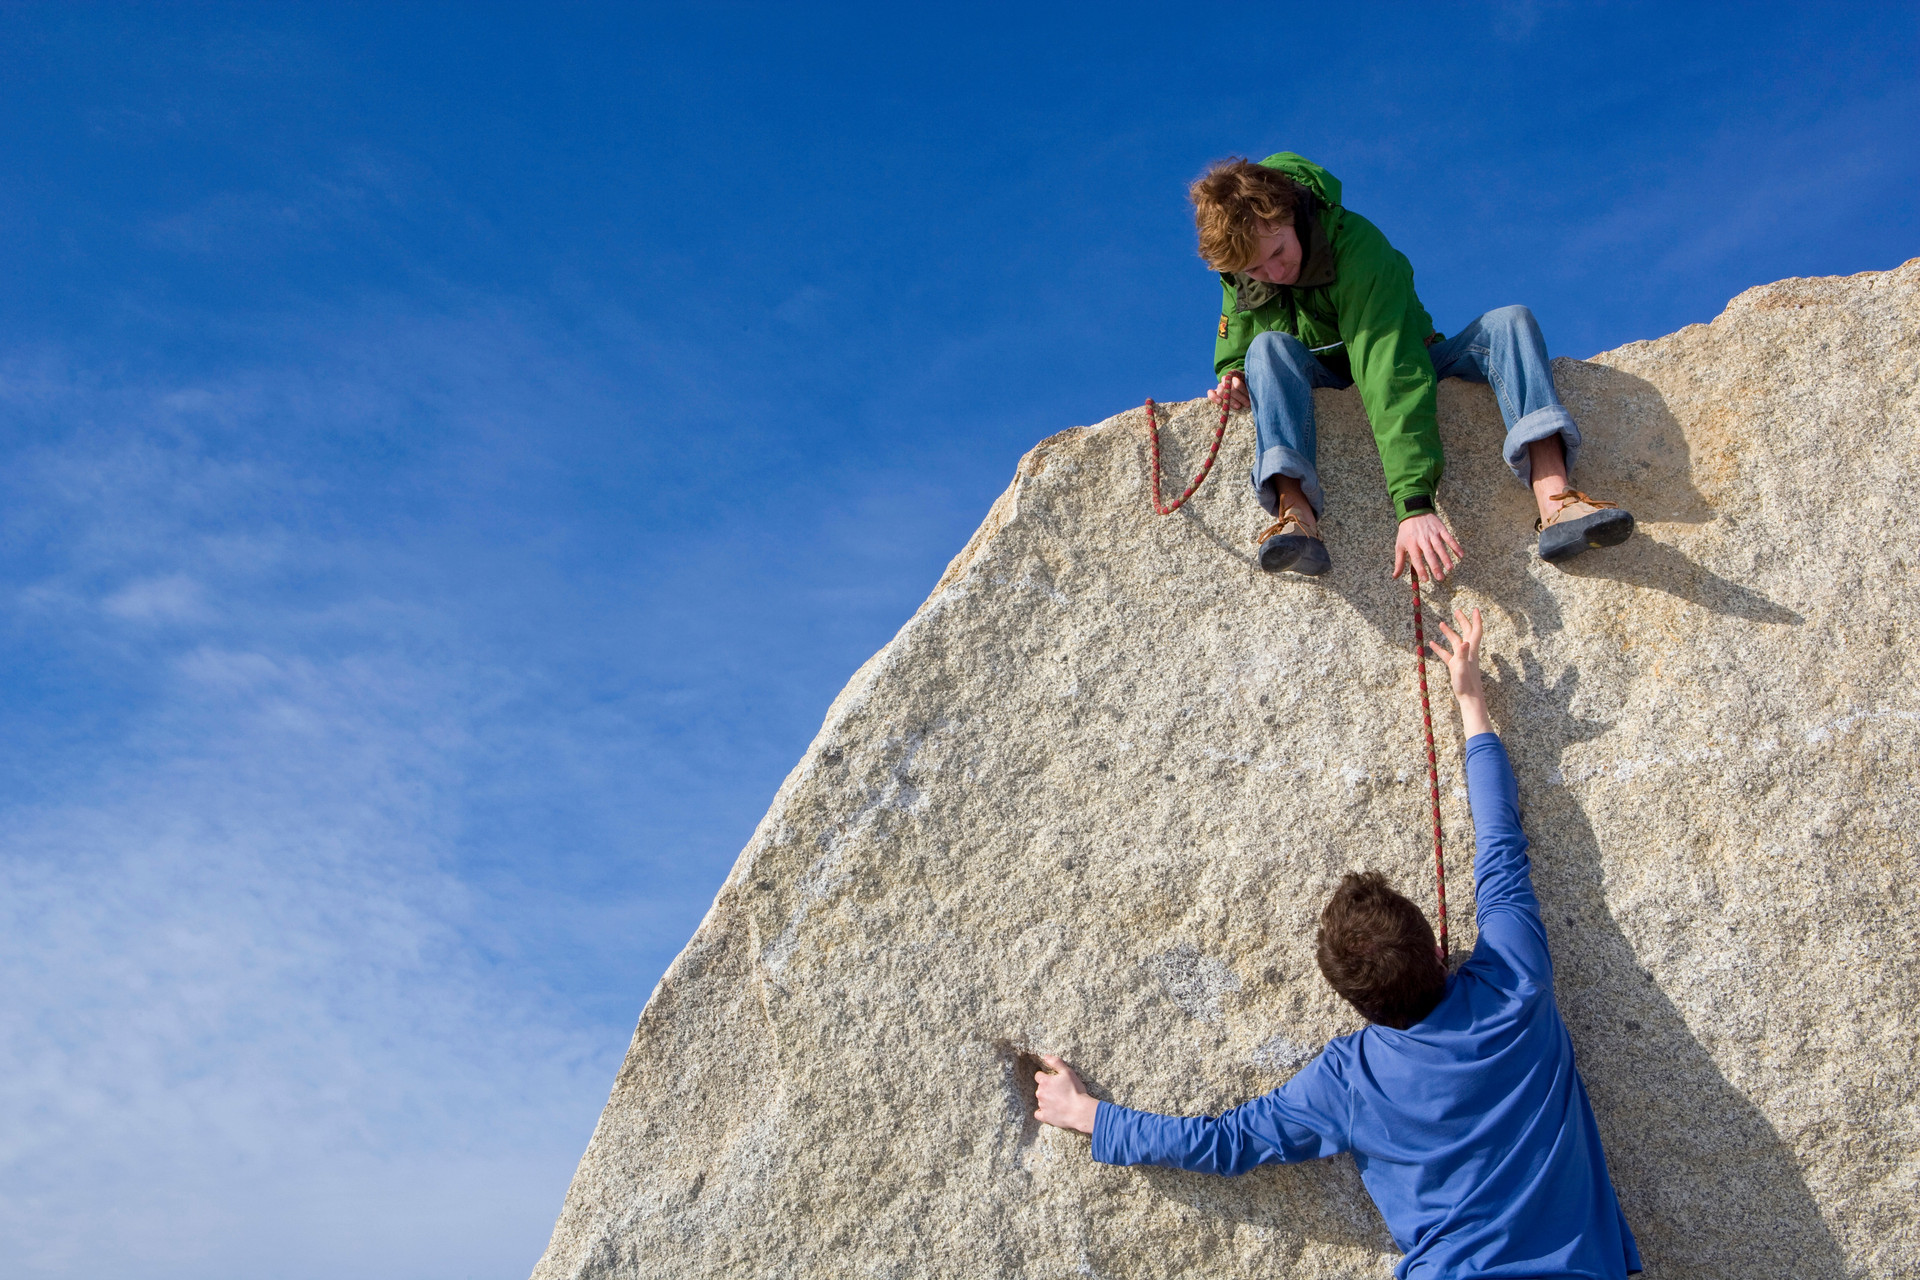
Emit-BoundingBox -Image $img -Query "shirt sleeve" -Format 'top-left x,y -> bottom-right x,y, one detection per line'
1327,213 -> 1444,522
1090,1053 -> 1350,1174
1465,733 -> 1552,987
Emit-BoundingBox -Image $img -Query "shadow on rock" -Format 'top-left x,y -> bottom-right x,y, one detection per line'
1488,654 -> 1845,1278
1554,532 -> 1804,625
1316,559 -> 1431,652
1174,500 -> 1261,571
1137,1152 -> 1395,1254
1553,359 -> 1716,527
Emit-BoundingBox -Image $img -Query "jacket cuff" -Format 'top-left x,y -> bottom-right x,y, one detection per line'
1394,493 -> 1437,522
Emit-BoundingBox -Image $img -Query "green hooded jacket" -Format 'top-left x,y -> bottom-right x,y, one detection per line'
1214,153 -> 1443,521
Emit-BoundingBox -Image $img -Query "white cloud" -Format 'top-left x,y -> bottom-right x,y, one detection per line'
0,676 -> 603,1277
102,573 -> 211,622
0,317 -> 645,1280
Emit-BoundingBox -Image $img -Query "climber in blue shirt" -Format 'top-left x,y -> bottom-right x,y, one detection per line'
1034,608 -> 1641,1280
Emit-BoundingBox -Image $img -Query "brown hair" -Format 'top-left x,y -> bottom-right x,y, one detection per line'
1316,871 -> 1448,1029
1189,157 -> 1302,273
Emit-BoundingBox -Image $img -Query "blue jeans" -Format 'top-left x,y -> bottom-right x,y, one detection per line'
1245,305 -> 1582,517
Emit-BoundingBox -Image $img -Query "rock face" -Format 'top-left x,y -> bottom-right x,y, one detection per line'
533,263 -> 1920,1279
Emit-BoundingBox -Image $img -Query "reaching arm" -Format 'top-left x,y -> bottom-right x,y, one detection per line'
1463,736 -> 1541,926
1328,215 -> 1461,583
1089,1093 -> 1347,1173
1330,214 -> 1445,524
1429,607 -> 1494,740
1033,1054 -> 1349,1174
1427,609 -> 1551,983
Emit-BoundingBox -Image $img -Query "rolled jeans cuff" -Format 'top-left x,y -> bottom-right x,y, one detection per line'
1251,445 -> 1326,519
1503,405 -> 1581,486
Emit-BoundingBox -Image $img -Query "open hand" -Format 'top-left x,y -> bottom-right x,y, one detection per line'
1207,371 -> 1249,412
1033,1055 -> 1098,1134
1394,512 -> 1464,583
1427,607 -> 1493,738
1428,606 -> 1485,698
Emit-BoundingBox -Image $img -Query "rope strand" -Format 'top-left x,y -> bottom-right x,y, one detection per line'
1410,572 -> 1450,960
1144,397 -> 1228,515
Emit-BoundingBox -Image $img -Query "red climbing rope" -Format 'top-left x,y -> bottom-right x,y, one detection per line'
1144,397 -> 1229,515
1409,572 -> 1450,960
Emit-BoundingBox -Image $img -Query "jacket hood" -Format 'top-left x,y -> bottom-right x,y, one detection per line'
1258,152 -> 1342,207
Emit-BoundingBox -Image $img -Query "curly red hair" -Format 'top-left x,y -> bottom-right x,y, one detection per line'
1188,157 -> 1304,272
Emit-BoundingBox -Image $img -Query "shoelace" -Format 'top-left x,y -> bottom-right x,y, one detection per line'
1252,508 -> 1316,546
1537,489 -> 1619,532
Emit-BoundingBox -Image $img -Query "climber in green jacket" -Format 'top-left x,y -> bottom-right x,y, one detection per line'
1193,153 -> 1635,580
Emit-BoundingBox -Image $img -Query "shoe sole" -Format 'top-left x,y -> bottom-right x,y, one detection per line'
1539,508 -> 1635,563
1259,533 -> 1331,576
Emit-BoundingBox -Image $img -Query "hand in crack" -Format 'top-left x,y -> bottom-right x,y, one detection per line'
1033,1055 -> 1098,1135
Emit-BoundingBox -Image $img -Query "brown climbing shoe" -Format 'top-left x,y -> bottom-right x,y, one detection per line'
1537,490 -> 1635,562
1255,508 -> 1330,576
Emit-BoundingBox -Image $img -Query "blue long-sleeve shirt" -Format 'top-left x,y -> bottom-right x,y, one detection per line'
1093,734 -> 1641,1280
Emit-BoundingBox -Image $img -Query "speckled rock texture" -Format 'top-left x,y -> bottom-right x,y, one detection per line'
533,263 -> 1920,1279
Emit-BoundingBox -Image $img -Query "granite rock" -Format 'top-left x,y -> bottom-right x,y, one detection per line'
533,263 -> 1920,1279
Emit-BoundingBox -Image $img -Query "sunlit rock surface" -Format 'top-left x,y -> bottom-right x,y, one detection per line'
533,262 -> 1919,1279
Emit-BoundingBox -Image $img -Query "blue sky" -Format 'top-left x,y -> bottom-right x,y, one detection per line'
1,4 -> 1913,1277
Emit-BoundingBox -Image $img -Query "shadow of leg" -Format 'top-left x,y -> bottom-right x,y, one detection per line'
1553,533 -> 1804,625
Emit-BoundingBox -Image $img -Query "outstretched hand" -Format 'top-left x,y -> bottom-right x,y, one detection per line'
1428,606 -> 1483,697
1394,513 -> 1464,583
1033,1055 -> 1098,1135
1427,606 -> 1494,738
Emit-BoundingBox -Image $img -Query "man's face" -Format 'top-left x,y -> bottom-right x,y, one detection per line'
1242,221 -> 1302,285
